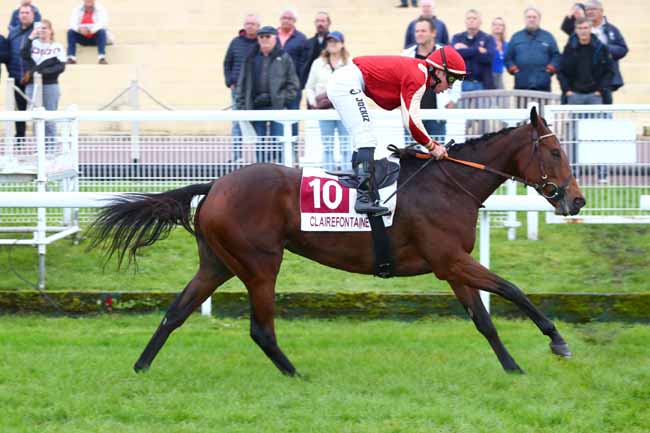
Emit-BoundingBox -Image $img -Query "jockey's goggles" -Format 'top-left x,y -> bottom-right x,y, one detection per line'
439,46 -> 464,85
446,73 -> 464,85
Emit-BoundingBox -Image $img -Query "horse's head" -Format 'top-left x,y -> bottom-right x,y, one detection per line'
514,107 -> 586,216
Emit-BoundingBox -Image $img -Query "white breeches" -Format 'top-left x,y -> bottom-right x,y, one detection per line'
326,63 -> 377,151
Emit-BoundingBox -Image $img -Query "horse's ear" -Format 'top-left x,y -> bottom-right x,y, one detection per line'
530,106 -> 539,127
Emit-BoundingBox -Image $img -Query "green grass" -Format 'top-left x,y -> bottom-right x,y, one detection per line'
1,221 -> 649,293
0,315 -> 648,433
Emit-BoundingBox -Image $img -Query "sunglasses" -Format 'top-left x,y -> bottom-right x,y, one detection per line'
258,34 -> 273,39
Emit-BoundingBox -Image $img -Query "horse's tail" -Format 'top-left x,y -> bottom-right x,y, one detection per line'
88,182 -> 214,267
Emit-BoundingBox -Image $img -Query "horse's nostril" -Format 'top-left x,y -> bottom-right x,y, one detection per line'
574,197 -> 586,208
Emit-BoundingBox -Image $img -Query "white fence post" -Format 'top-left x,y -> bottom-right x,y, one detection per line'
5,77 -> 16,152
32,72 -> 43,109
527,186 -> 539,240
129,80 -> 141,163
504,118 -> 522,241
282,121 -> 293,167
505,180 -> 519,240
34,107 -> 47,289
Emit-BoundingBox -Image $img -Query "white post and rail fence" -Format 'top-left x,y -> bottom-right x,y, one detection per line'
1,107 -> 649,313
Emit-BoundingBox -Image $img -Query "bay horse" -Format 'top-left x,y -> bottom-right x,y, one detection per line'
90,107 -> 585,375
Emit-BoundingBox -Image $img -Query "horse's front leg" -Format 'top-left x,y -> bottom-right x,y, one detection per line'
448,281 -> 524,373
446,253 -> 571,358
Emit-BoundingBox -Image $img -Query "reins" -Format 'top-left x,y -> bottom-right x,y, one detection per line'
441,132 -> 572,202
386,131 -> 572,205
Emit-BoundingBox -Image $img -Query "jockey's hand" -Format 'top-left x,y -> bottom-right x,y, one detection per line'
431,144 -> 448,160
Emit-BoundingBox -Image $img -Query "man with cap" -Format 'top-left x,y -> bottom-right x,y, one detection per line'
327,45 -> 467,215
236,25 -> 300,163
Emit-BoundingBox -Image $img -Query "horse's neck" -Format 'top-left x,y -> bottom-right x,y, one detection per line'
451,128 -> 528,203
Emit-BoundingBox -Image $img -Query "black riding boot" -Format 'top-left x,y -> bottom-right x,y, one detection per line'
353,147 -> 390,216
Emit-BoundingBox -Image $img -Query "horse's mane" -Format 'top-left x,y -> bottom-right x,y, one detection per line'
448,126 -> 518,155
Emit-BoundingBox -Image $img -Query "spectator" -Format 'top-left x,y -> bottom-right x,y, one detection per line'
491,17 -> 508,89
561,3 -> 586,36
235,26 -> 299,163
21,19 -> 66,143
404,0 -> 449,48
397,0 -> 418,7
558,17 -> 614,105
66,0 -> 109,64
7,4 -> 35,139
0,33 -> 8,72
451,9 -> 495,91
304,31 -> 349,170
277,9 -> 307,140
8,0 -> 41,33
562,0 -> 627,103
402,17 -> 460,141
505,7 -> 560,92
223,13 -> 260,162
558,17 -> 614,182
301,11 -> 330,88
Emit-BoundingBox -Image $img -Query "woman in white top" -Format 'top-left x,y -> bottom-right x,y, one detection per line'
304,31 -> 350,170
21,19 -> 66,142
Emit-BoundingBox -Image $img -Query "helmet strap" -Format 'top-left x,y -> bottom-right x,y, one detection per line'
429,66 -> 442,88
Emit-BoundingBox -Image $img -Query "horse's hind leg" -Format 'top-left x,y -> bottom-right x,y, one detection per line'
134,240 -> 233,372
449,282 -> 523,373
449,253 -> 571,358
248,281 -> 297,376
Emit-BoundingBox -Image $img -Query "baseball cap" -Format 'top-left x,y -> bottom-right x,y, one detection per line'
326,31 -> 345,43
258,26 -> 278,36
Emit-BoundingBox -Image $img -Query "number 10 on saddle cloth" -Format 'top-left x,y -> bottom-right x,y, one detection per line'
299,166 -> 397,232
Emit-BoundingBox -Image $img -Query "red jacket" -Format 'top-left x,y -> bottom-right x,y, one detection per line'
353,55 -> 433,147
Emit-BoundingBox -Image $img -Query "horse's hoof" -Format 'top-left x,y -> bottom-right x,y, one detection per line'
133,362 -> 150,373
550,342 -> 572,358
506,366 -> 525,375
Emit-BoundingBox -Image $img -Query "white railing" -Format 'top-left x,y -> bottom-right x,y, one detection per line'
1,108 -> 530,228
545,104 -> 650,223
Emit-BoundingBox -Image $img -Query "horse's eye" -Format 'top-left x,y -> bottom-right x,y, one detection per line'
551,149 -> 561,159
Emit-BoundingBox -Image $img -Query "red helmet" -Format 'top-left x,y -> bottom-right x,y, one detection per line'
426,46 -> 467,77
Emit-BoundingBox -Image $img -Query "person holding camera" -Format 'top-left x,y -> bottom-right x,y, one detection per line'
235,26 -> 299,163
304,31 -> 349,170
21,19 -> 66,141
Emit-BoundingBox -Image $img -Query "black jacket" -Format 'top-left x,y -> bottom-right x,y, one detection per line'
561,16 -> 627,91
0,34 -> 9,76
235,44 -> 299,110
21,38 -> 66,85
558,34 -> 614,95
223,29 -> 258,88
300,33 -> 327,88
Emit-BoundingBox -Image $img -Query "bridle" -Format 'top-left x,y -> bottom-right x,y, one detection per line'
442,130 -> 574,203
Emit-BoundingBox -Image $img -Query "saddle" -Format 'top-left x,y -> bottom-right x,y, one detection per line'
326,157 -> 401,189
324,145 -> 433,279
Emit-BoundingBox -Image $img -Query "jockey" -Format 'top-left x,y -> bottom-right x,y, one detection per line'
327,45 -> 467,215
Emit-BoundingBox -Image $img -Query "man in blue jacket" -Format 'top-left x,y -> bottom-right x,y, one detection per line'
404,0 -> 449,48
277,9 -> 306,138
223,13 -> 260,161
562,0 -> 627,103
451,9 -> 495,91
8,4 -> 35,139
505,7 -> 560,92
